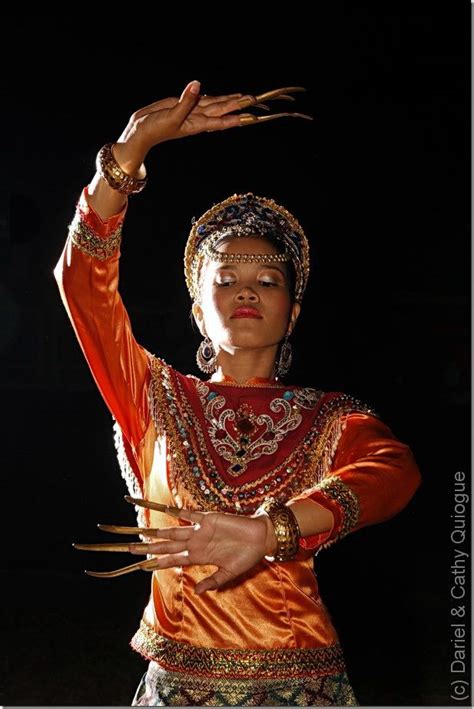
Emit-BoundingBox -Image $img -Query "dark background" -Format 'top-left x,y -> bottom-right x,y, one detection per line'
1,5 -> 470,707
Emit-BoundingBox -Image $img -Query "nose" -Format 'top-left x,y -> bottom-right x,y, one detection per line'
236,285 -> 259,302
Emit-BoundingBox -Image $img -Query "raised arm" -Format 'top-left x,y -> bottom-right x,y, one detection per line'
54,81 -> 309,452
54,188 -> 150,449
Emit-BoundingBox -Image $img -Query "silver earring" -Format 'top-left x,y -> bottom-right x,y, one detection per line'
196,335 -> 217,373
275,334 -> 293,380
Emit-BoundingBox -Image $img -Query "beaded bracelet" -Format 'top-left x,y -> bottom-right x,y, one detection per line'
96,143 -> 147,195
257,498 -> 301,562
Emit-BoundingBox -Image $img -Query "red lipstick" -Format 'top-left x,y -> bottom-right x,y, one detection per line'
231,307 -> 262,319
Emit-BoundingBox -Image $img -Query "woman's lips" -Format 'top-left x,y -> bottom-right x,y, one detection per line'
231,307 -> 263,319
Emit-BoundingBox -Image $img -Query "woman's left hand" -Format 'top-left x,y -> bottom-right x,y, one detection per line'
128,502 -> 277,595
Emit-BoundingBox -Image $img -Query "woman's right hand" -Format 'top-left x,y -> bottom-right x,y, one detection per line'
114,80 -> 251,170
87,81 -> 310,217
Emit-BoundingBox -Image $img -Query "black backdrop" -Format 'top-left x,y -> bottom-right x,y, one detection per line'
1,6 -> 470,707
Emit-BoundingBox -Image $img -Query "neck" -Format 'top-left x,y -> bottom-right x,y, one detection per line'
211,347 -> 278,385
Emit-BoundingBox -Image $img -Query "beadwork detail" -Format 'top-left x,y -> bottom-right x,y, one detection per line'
314,477 -> 361,550
68,210 -> 122,260
146,354 -> 378,517
195,381 -> 305,476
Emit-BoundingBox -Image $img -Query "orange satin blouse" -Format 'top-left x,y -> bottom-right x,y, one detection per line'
54,187 -> 422,684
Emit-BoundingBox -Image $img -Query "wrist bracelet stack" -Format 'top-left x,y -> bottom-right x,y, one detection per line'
96,143 -> 147,195
258,498 -> 301,562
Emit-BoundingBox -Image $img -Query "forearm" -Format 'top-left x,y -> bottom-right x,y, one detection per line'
287,498 -> 334,537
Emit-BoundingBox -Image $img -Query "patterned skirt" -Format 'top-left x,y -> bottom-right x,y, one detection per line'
131,661 -> 359,706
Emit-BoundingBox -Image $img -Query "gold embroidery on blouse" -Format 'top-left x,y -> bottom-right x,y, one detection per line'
131,620 -> 347,678
196,381 -> 304,476
315,477 -> 361,550
68,210 -> 122,260
146,354 -> 377,515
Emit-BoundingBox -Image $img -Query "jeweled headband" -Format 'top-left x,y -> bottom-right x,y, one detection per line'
184,192 -> 310,303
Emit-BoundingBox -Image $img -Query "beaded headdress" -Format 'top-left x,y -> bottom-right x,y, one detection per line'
184,192 -> 310,303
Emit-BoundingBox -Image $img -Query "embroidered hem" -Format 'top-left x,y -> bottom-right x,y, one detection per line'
130,620 -> 347,679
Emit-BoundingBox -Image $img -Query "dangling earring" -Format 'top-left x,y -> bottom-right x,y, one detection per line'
275,333 -> 293,380
196,335 -> 217,374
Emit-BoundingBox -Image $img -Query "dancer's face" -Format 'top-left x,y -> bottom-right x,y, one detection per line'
192,236 -> 300,354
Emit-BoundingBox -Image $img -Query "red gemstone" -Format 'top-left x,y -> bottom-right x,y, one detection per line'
236,417 -> 254,434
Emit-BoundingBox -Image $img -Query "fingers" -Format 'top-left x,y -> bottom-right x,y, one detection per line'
171,80 -> 202,124
144,551 -> 192,571
198,93 -> 243,108
132,81 -> 202,124
131,97 -> 179,121
194,568 -> 232,595
129,540 -> 186,555
132,92 -> 242,121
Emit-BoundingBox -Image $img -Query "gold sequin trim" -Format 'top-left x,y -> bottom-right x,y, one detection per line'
131,620 -> 347,678
315,476 -> 360,550
68,210 -> 122,260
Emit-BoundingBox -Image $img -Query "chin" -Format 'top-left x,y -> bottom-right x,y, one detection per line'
220,334 -> 277,351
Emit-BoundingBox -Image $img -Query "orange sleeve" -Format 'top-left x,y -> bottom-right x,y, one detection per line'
290,413 -> 422,552
53,186 -> 150,455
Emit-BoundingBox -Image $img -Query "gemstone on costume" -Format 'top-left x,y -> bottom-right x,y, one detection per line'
236,417 -> 254,434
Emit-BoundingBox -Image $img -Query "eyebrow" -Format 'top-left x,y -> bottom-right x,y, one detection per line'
215,265 -> 287,277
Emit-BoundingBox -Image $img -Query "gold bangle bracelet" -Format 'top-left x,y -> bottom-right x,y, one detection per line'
96,143 -> 147,196
258,498 -> 301,561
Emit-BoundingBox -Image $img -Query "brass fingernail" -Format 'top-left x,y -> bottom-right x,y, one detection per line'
97,524 -> 160,535
125,495 -> 182,516
73,543 -> 132,552
237,95 -> 256,108
239,114 -> 258,125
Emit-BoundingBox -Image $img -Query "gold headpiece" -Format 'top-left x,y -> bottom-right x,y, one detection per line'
184,192 -> 310,303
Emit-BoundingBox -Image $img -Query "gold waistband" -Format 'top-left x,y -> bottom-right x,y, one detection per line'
130,620 -> 347,679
